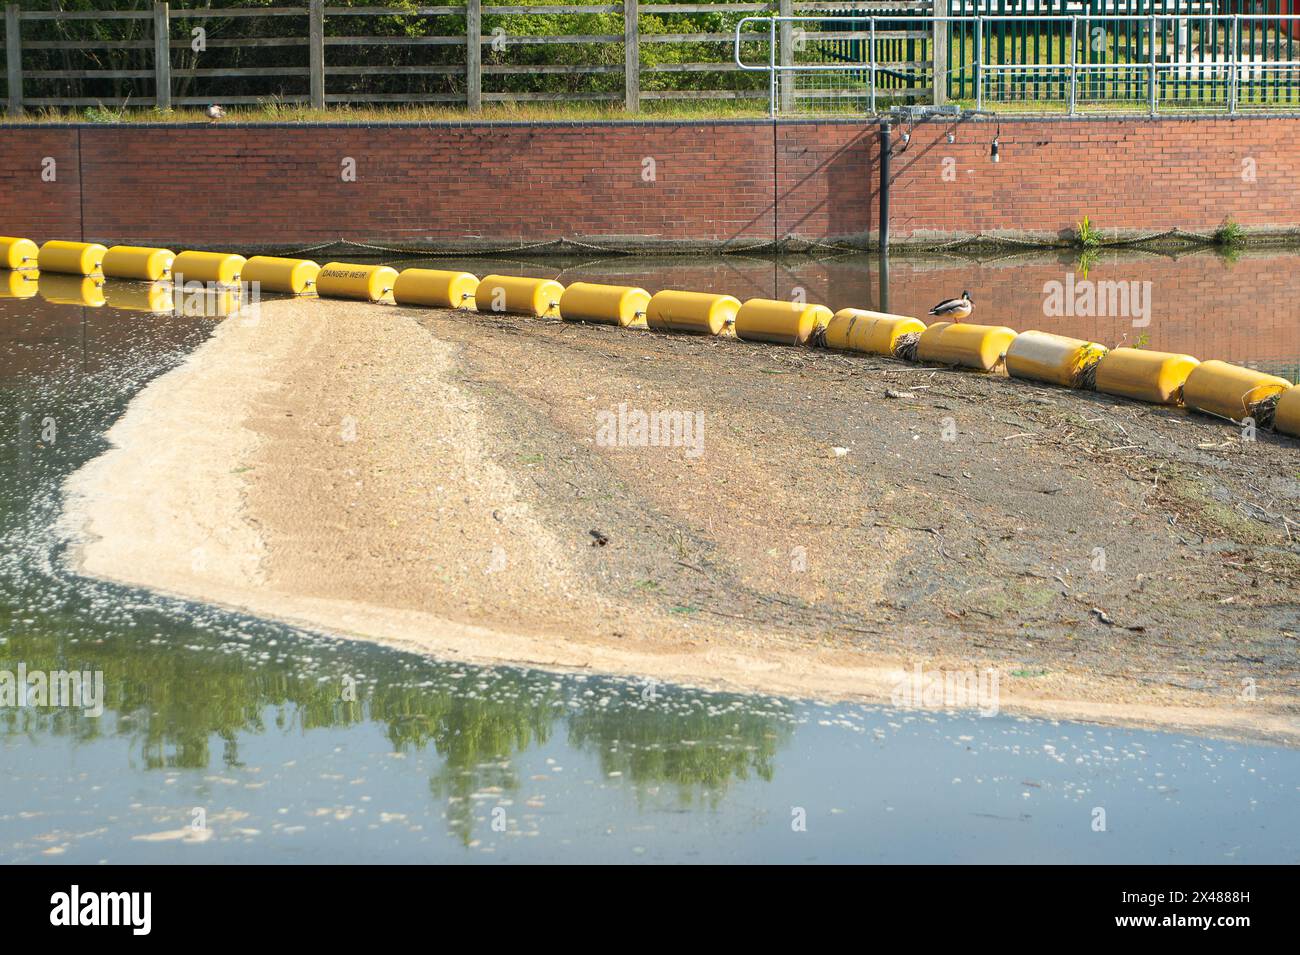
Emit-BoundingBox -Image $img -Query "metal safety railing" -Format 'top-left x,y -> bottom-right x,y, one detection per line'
735,13 -> 1300,116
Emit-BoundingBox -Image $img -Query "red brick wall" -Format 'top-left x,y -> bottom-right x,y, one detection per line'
1,129 -> 83,241
0,118 -> 1297,248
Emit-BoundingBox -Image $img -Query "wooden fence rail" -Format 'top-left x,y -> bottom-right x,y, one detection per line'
0,0 -> 940,116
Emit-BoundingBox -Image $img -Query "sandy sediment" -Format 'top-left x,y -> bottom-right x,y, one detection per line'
61,297 -> 1300,744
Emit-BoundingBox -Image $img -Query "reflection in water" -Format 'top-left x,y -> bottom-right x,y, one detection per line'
379,246 -> 1300,381
2,271 -> 1299,863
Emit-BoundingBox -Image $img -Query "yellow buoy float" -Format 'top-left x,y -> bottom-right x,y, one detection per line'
0,270 -> 39,298
38,273 -> 106,307
644,290 -> 740,336
474,274 -> 563,317
558,282 -> 650,327
734,299 -> 832,346
1,236 -> 39,270
917,321 -> 1018,371
102,245 -> 175,282
37,240 -> 107,276
1181,360 -> 1292,422
172,250 -> 246,286
392,268 -> 480,309
1093,347 -> 1199,405
242,256 -> 321,295
1005,330 -> 1108,389
315,262 -> 398,302
1274,386 -> 1300,438
823,309 -> 926,355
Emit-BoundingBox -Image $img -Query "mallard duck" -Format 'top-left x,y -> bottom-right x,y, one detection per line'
929,290 -> 972,321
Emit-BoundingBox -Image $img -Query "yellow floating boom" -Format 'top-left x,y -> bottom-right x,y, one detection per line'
392,268 -> 479,309
172,250 -> 246,286
734,298 -> 832,346
0,236 -> 39,270
644,290 -> 740,335
1093,347 -> 1199,405
475,274 -> 564,317
917,321 -> 1018,371
1274,387 -> 1300,438
316,262 -> 398,302
241,256 -> 321,295
37,240 -> 107,276
823,309 -> 926,355
1005,330 -> 1108,388
102,245 -> 176,282
558,282 -> 650,326
1182,360 -> 1292,422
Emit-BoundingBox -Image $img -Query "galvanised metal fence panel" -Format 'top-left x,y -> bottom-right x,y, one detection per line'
786,2 -> 934,111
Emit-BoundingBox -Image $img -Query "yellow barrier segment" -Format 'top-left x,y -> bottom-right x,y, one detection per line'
1275,386 -> 1300,438
916,321 -> 1018,371
105,281 -> 175,314
243,256 -> 321,295
1,236 -> 39,270
1093,347 -> 1200,405
645,289 -> 740,335
172,250 -> 246,286
558,282 -> 650,326
1182,359 -> 1293,422
734,298 -> 833,346
1005,330 -> 1109,388
474,274 -> 564,317
0,270 -> 39,298
102,245 -> 175,282
392,268 -> 480,309
38,273 -> 106,307
824,308 -> 926,355
37,240 -> 107,276
315,262 -> 399,302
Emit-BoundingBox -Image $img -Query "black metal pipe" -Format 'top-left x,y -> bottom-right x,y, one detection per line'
879,121 -> 891,258
878,121 -> 890,309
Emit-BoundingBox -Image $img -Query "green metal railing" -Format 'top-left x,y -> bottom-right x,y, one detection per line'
948,0 -> 1300,108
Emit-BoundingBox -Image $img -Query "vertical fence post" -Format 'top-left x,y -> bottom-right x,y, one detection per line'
1148,12 -> 1157,116
869,17 -> 876,114
4,4 -> 21,117
1229,14 -> 1239,114
767,16 -> 775,119
309,0 -> 324,109
467,0 -> 481,111
1068,16 -> 1077,115
932,0 -> 946,105
974,16 -> 982,111
778,0 -> 793,112
623,0 -> 638,112
153,2 -> 171,110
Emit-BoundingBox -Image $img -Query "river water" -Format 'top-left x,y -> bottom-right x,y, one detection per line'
2,252 -> 1298,863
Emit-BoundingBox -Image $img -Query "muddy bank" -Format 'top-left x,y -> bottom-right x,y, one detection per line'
61,297 -> 1300,743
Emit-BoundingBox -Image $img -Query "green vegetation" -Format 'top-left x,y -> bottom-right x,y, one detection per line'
1074,215 -> 1102,249
1215,217 -> 1247,247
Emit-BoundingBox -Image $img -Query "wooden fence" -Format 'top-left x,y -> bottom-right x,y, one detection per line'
0,1 -> 940,115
